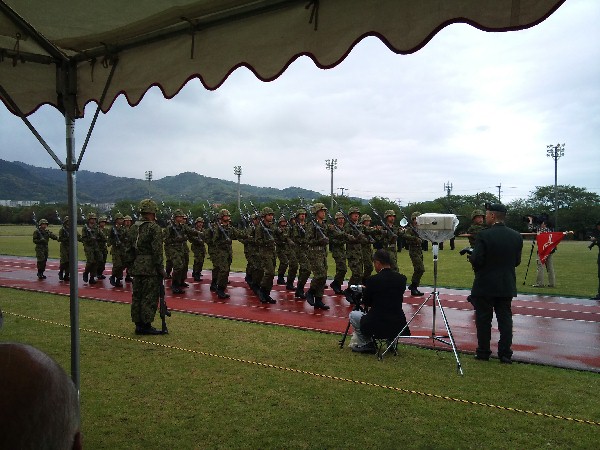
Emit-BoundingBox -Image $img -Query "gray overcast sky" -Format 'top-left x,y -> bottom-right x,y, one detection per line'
1,0 -> 599,205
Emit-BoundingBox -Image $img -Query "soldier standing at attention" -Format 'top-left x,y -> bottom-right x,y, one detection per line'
130,199 -> 166,335
164,209 -> 191,294
254,207 -> 277,304
274,215 -> 291,286
290,208 -> 311,299
57,216 -> 72,282
108,213 -> 126,287
190,217 -> 206,282
33,219 -> 58,279
329,211 -> 348,294
211,209 -> 240,299
96,216 -> 109,280
81,213 -> 101,284
402,212 -> 425,296
305,203 -> 331,310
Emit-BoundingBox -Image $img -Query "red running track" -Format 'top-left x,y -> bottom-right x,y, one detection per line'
1,256 -> 599,373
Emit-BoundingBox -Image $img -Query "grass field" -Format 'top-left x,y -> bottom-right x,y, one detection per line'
2,224 -> 598,298
1,289 -> 599,449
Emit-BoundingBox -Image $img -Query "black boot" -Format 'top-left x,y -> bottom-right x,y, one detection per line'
305,289 -> 316,306
276,275 -> 286,285
410,284 -> 424,296
193,272 -> 201,282
329,280 -> 343,295
285,282 -> 295,291
261,288 -> 276,304
134,322 -> 144,335
83,271 -> 89,283
125,274 -> 133,282
109,275 -> 116,286
343,288 -> 353,303
89,276 -> 97,285
216,287 -> 230,299
210,281 -> 217,292
63,274 -> 70,282
97,273 -> 106,280
140,323 -> 161,335
115,277 -> 123,287
58,269 -> 64,281
172,282 -> 184,294
294,288 -> 306,299
314,296 -> 330,310
250,283 -> 261,296
257,288 -> 269,304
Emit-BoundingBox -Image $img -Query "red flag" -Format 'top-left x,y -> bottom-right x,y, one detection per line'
536,232 -> 565,264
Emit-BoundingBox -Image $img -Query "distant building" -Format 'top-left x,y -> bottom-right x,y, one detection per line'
0,200 -> 41,207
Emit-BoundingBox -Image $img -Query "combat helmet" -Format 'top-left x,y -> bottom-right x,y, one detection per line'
278,215 -> 287,224
334,212 -> 344,219
39,219 -> 48,225
62,216 -> 69,223
311,203 -> 327,214
173,208 -> 184,217
124,215 -> 133,221
471,209 -> 485,220
218,209 -> 231,219
348,206 -> 360,214
195,217 -> 205,224
114,213 -> 124,220
99,215 -> 108,223
139,199 -> 157,214
87,212 -> 97,220
411,211 -> 421,220
384,210 -> 396,218
295,208 -> 307,216
360,214 -> 371,223
261,207 -> 274,216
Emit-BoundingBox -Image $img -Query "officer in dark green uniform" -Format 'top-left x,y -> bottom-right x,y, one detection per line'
130,199 -> 166,335
32,219 -> 58,279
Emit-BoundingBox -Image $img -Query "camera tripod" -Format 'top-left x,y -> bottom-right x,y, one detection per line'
381,242 -> 464,375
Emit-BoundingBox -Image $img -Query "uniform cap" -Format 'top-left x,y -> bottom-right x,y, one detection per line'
334,212 -> 344,219
486,203 -> 507,213
411,211 -> 421,220
471,209 -> 485,220
311,203 -> 327,214
384,210 -> 396,218
139,199 -> 157,214
195,217 -> 205,224
261,207 -> 274,216
39,219 -> 48,225
218,209 -> 231,218
348,206 -> 361,214
360,214 -> 371,223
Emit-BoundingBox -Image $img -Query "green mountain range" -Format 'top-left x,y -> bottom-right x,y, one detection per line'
0,159 -> 321,204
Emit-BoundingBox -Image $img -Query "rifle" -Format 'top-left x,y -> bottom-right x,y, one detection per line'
32,212 -> 44,239
130,205 -> 138,222
368,202 -> 395,236
249,200 -> 274,241
299,201 -> 328,241
332,198 -> 373,243
187,209 -> 194,227
55,210 -> 62,224
207,200 -> 231,242
159,277 -> 171,334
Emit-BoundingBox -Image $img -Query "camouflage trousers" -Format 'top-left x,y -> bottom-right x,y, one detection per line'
83,245 -> 102,275
98,247 -> 108,275
168,248 -> 189,285
308,247 -> 328,297
295,245 -> 311,289
346,245 -> 363,286
192,248 -> 205,274
383,245 -> 398,272
59,244 -> 69,266
212,249 -> 232,289
286,246 -> 299,284
259,249 -> 277,291
361,246 -> 374,283
409,246 -> 425,285
331,248 -> 347,284
35,246 -> 49,263
276,247 -> 289,277
111,249 -> 126,279
131,275 -> 160,324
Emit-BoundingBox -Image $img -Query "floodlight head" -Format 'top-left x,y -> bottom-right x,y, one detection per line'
416,213 -> 459,243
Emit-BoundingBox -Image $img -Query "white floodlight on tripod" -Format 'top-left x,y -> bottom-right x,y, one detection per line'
381,213 -> 464,375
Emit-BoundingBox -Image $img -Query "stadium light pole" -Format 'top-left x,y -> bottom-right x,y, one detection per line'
546,143 -> 565,228
234,165 -> 242,211
144,170 -> 152,197
325,159 -> 337,210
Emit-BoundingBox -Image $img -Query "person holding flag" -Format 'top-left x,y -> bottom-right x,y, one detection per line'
530,217 -> 573,288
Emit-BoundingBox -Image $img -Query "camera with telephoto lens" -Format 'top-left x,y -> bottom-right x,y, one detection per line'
346,284 -> 364,307
350,284 -> 363,293
459,246 -> 473,256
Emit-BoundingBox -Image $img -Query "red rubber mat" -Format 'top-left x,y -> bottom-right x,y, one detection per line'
1,256 -> 599,372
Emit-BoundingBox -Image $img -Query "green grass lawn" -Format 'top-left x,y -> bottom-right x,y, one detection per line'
2,224 -> 598,298
1,289 -> 599,449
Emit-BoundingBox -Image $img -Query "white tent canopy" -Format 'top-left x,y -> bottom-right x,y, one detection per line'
0,0 -> 565,390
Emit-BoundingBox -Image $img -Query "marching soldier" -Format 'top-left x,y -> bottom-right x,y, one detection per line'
130,199 -> 166,335
122,215 -> 135,283
96,216 -> 109,280
343,206 -> 367,301
254,207 -> 277,304
163,209 -> 192,294
305,203 -> 332,310
274,215 -> 291,285
360,214 -> 376,282
81,213 -> 102,284
328,212 -> 347,294
108,213 -> 127,288
285,214 -> 299,291
190,217 -> 206,282
467,209 -> 487,247
57,216 -> 72,282
32,219 -> 58,279
402,212 -> 425,296
289,208 -> 311,299
243,214 -> 261,293
210,209 -> 241,299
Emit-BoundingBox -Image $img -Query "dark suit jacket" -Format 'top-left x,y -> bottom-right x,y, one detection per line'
470,222 -> 523,297
360,268 -> 409,338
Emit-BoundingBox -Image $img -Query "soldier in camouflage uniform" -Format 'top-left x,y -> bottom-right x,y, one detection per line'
375,210 -> 402,272
254,207 -> 277,304
289,208 -> 311,299
81,213 -> 102,284
285,214 -> 299,291
305,203 -> 333,310
163,209 -> 193,294
96,216 -> 109,280
190,217 -> 206,282
360,214 -> 376,283
402,212 -> 425,296
244,214 -> 261,293
108,213 -> 127,287
210,209 -> 242,299
466,209 -> 487,247
32,219 -> 58,279
343,206 -> 368,301
274,215 -> 291,285
130,199 -> 166,335
328,212 -> 348,294
123,215 -> 135,283
57,216 -> 72,282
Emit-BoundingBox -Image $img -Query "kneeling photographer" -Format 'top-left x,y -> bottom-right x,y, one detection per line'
349,249 -> 410,353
